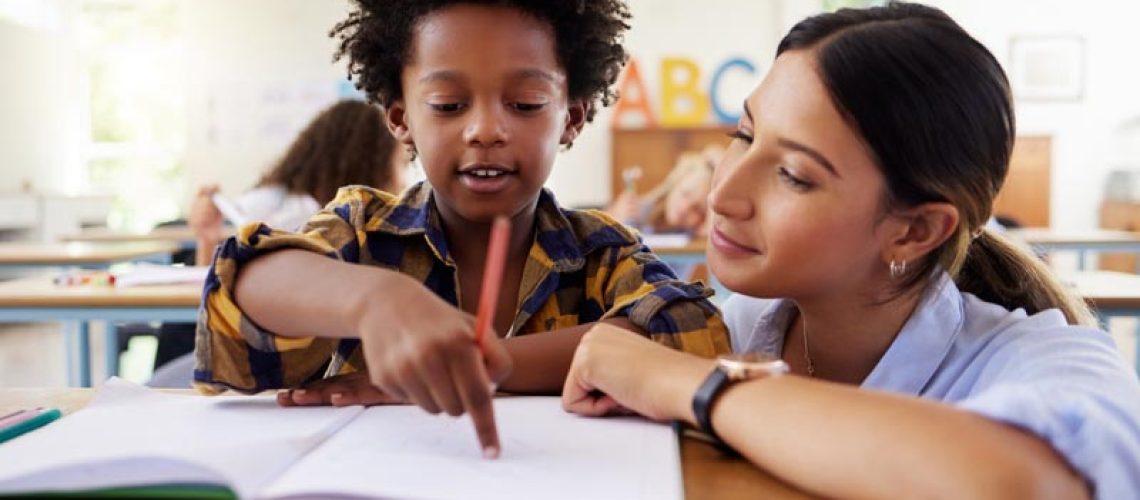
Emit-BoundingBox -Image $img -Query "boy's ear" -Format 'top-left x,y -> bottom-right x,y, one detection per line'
560,99 -> 589,146
385,100 -> 416,147
880,202 -> 960,267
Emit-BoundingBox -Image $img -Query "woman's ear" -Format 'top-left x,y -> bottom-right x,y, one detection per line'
881,202 -> 960,265
385,100 -> 415,147
560,99 -> 589,146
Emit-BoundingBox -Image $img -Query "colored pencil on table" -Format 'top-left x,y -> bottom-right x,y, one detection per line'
0,408 -> 62,444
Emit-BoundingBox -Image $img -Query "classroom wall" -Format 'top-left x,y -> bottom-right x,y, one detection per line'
182,0 -> 350,198
0,12 -> 83,196
930,0 -> 1140,231
551,0 -> 782,208
178,0 -> 782,209
178,0 -> 1140,228
3,0 -> 1139,230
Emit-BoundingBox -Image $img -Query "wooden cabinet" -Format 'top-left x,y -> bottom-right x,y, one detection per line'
993,136 -> 1052,227
611,127 -> 733,197
1100,201 -> 1140,272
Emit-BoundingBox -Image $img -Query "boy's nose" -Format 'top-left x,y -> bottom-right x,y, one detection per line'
464,104 -> 508,148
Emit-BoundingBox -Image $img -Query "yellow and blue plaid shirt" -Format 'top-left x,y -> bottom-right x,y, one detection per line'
194,182 -> 729,393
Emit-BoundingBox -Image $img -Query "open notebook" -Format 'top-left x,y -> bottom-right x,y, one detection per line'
0,379 -> 681,499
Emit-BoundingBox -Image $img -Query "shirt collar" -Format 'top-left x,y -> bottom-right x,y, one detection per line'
748,272 -> 964,396
372,181 -> 636,271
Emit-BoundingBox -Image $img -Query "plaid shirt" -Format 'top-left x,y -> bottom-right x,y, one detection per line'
194,182 -> 729,393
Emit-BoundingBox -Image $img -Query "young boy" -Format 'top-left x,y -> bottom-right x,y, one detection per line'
194,0 -> 729,458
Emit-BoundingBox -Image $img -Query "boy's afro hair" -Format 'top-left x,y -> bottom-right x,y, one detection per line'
331,0 -> 631,123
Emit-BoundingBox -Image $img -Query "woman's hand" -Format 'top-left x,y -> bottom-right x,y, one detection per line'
561,323 -> 713,422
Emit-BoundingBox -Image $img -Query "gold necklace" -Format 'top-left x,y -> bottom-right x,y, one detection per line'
802,312 -> 816,377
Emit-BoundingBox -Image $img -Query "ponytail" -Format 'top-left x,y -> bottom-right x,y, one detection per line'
955,229 -> 1096,327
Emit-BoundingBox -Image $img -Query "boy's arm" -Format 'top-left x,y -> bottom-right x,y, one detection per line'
499,239 -> 729,394
497,317 -> 639,394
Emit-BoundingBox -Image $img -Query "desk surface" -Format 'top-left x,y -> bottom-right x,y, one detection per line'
0,275 -> 201,308
1007,228 -> 1140,245
1062,270 -> 1140,310
60,226 -> 197,243
0,241 -> 181,265
652,242 -> 708,256
0,388 -> 805,499
60,227 -> 235,244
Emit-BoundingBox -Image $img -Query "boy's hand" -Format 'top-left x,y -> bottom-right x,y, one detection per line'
276,371 -> 406,407
357,277 -> 513,457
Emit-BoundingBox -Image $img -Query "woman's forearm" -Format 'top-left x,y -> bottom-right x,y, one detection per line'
689,374 -> 1088,500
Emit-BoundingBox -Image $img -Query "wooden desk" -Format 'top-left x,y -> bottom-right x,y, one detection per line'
60,226 -> 199,244
0,275 -> 201,387
1006,228 -> 1140,270
60,227 -> 235,253
0,388 -> 807,500
653,241 -> 708,258
1064,270 -> 1140,312
0,241 -> 180,268
1061,270 -> 1140,373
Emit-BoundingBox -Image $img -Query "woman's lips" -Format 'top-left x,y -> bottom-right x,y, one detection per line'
710,227 -> 760,256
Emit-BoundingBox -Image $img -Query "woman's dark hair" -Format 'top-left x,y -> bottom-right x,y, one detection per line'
778,1 -> 1093,325
329,0 -> 631,126
257,100 -> 401,205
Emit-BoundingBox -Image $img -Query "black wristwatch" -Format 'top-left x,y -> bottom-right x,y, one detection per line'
691,353 -> 788,451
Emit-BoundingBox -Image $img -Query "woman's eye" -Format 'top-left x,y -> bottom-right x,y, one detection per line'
777,166 -> 812,191
726,129 -> 754,144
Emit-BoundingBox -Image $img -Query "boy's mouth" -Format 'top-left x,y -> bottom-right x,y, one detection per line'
457,163 -> 517,194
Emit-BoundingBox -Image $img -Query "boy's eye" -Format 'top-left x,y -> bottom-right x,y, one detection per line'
777,166 -> 813,191
727,129 -> 754,144
429,103 -> 465,113
511,102 -> 546,112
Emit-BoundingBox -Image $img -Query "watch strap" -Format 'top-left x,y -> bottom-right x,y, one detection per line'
691,366 -> 731,449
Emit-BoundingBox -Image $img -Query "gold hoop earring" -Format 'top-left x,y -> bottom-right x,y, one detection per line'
889,259 -> 907,279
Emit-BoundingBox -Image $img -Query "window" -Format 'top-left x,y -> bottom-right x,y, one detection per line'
79,0 -> 186,231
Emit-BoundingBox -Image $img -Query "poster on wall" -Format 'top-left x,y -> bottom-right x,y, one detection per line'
1008,35 -> 1085,101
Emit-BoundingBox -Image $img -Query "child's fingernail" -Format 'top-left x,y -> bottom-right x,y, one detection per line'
483,446 -> 500,459
294,390 -> 307,397
330,393 -> 343,402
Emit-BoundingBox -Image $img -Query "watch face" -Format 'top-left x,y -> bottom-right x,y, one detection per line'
717,352 -> 789,380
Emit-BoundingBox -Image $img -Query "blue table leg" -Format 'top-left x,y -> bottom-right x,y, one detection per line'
1077,250 -> 1087,271
63,322 -> 76,386
104,323 -> 120,379
77,321 -> 91,387
1134,320 -> 1140,376
63,320 -> 91,387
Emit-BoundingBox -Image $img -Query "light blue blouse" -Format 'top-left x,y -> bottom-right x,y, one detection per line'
722,273 -> 1140,498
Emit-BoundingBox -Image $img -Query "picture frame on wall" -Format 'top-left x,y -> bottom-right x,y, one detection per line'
1008,35 -> 1086,101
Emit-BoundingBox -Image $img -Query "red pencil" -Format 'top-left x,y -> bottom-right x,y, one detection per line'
474,216 -> 511,352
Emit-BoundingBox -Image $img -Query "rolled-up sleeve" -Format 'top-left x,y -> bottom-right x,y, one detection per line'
954,329 -> 1140,498
193,186 -> 390,394
598,242 -> 730,357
